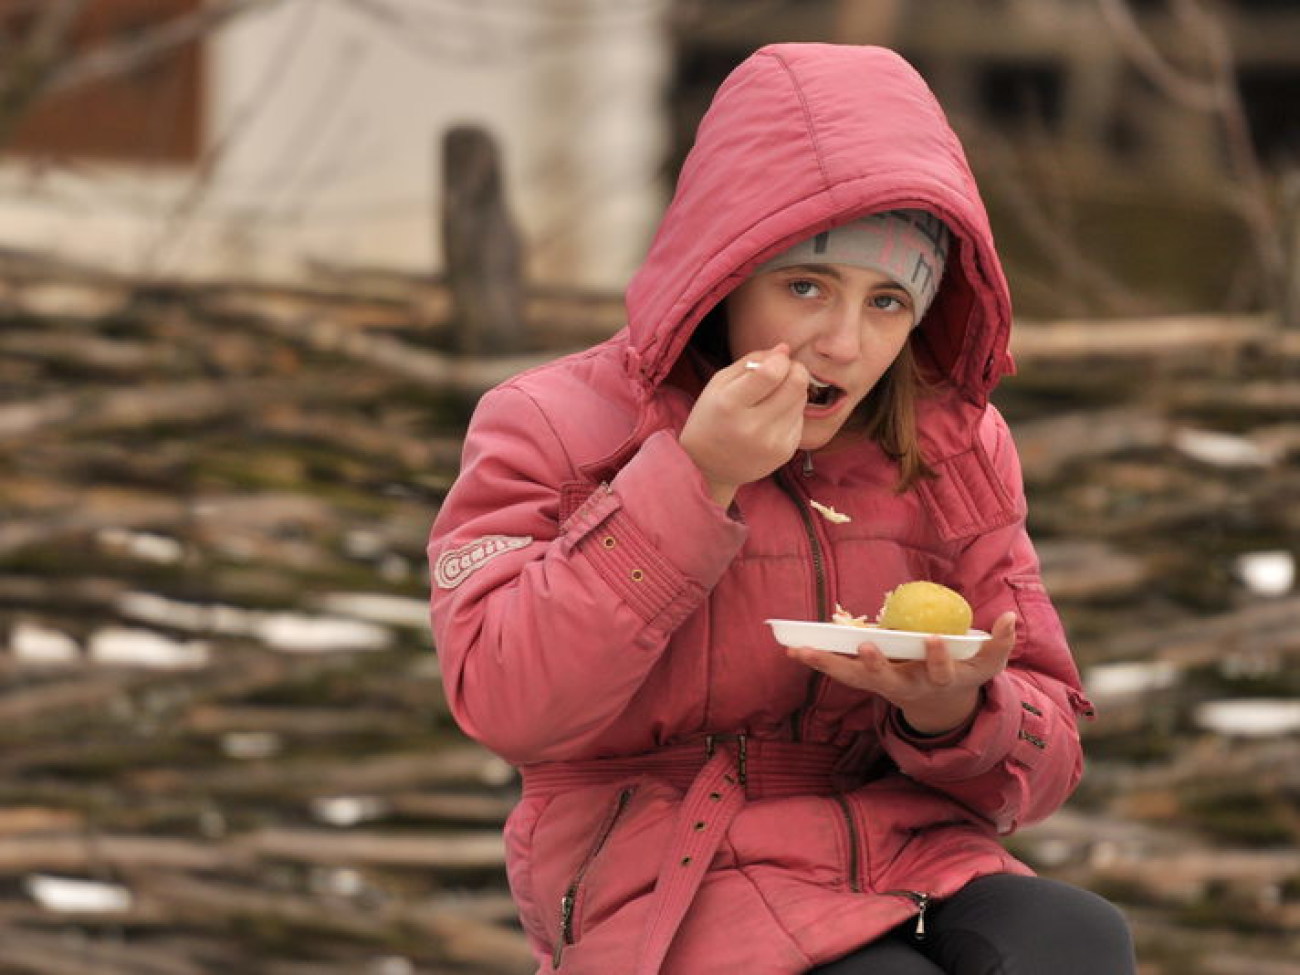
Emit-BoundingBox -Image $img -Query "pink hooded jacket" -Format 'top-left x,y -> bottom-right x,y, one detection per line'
428,43 -> 1093,974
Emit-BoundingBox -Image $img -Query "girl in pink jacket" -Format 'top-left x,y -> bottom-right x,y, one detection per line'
428,43 -> 1135,974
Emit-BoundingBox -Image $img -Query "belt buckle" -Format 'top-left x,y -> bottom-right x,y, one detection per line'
703,733 -> 748,787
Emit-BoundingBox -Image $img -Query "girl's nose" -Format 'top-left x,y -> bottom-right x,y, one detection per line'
812,306 -> 862,361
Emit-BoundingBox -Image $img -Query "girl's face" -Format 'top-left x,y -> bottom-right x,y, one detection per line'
725,263 -> 916,451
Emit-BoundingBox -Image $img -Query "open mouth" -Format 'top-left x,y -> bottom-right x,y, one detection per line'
807,376 -> 844,408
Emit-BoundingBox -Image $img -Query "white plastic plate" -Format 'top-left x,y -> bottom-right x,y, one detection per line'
766,619 -> 989,661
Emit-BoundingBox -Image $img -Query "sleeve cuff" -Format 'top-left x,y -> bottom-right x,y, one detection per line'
884,673 -> 1023,781
557,430 -> 747,632
606,429 -> 748,584
891,692 -> 983,749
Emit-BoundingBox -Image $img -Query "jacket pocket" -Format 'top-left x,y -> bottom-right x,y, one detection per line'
839,778 -> 993,893
552,785 -> 636,967
881,816 -> 1020,901
1007,574 -> 1094,718
1006,574 -> 1068,657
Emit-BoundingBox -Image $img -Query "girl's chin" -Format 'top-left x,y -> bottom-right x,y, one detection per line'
798,424 -> 846,453
800,414 -> 864,453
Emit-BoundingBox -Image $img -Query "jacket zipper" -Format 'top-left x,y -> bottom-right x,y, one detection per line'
837,796 -> 930,936
553,786 -> 635,967
836,797 -> 932,937
884,889 -> 932,939
775,469 -> 831,742
832,795 -> 862,893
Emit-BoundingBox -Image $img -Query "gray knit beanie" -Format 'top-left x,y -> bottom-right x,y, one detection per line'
756,210 -> 950,322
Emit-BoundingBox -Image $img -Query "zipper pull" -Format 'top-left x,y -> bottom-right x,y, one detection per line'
802,451 -> 814,477
913,893 -> 930,940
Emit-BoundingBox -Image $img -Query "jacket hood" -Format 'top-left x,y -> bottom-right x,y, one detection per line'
624,43 -> 1015,405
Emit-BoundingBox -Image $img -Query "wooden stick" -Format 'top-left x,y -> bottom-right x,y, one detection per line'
239,826 -> 505,870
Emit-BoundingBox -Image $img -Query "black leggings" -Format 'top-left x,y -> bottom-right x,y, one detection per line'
808,875 -> 1136,974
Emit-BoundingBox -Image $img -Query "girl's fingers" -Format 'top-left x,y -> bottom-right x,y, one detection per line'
980,612 -> 1017,665
789,621 -> 1015,700
992,611 -> 1017,644
780,358 -> 811,397
788,644 -> 882,682
734,345 -> 802,401
953,612 -> 1014,684
923,636 -> 956,686
747,356 -> 808,414
736,342 -> 791,378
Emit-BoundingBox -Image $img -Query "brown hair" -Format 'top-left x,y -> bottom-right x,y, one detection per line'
855,338 -> 935,492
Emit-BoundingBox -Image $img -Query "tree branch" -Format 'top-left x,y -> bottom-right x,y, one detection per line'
43,0 -> 285,95
0,0 -> 88,146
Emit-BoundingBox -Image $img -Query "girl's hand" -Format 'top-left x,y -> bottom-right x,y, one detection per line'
679,343 -> 809,507
786,611 -> 1017,735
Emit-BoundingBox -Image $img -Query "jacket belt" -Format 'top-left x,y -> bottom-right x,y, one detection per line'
521,736 -> 847,974
521,734 -> 845,800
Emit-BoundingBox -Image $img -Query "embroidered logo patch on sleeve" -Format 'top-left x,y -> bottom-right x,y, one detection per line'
434,535 -> 533,590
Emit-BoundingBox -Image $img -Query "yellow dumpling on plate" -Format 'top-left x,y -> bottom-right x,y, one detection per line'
877,581 -> 972,636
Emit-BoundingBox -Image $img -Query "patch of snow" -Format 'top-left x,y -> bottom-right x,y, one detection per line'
89,628 -> 209,669
25,874 -> 133,913
315,592 -> 429,628
311,795 -> 390,827
1194,699 -> 1300,738
1233,550 -> 1294,597
10,622 -> 79,663
1084,660 -> 1180,700
220,731 -> 282,759
97,527 -> 185,564
254,613 -> 393,652
1173,427 -> 1276,468
116,592 -> 398,654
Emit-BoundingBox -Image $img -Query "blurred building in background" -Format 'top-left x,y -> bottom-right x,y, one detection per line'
0,0 -> 1296,312
0,0 -> 671,288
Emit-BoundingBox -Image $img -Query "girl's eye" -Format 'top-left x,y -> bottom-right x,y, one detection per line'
871,293 -> 908,312
788,279 -> 821,298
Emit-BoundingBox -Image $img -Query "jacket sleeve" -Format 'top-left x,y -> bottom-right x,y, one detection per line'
878,407 -> 1093,834
427,383 -> 748,765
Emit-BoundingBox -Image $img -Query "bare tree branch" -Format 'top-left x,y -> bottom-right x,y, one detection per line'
1097,0 -> 1287,315
0,0 -> 88,146
43,0 -> 286,95
0,0 -> 287,151
1170,0 -> 1287,295
1096,0 -> 1222,111
136,1 -> 322,279
960,119 -> 1146,317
